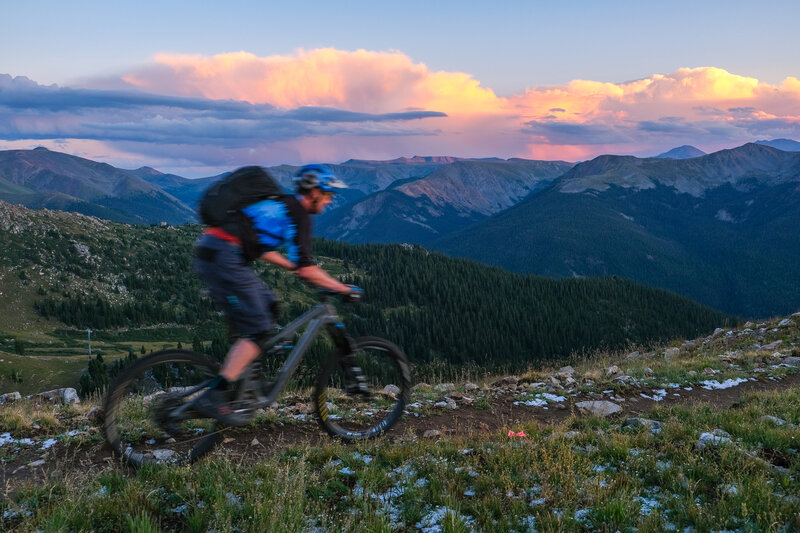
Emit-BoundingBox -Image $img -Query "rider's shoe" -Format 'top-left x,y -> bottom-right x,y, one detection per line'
192,387 -> 248,426
344,366 -> 371,396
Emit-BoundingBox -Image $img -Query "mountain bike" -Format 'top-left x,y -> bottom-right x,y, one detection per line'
103,290 -> 411,467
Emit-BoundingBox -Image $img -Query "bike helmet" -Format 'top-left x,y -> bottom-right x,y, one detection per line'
294,164 -> 347,193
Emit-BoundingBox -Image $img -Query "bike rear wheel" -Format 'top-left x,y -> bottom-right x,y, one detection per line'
314,337 -> 411,441
103,349 -> 221,467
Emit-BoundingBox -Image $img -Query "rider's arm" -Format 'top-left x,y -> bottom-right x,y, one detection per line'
295,265 -> 351,293
261,251 -> 296,271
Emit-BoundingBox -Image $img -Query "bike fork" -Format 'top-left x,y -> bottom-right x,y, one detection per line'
327,323 -> 370,396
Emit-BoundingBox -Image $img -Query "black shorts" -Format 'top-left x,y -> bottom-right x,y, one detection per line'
193,234 -> 275,337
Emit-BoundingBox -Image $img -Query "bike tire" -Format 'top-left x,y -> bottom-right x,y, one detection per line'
103,349 -> 222,467
314,336 -> 411,441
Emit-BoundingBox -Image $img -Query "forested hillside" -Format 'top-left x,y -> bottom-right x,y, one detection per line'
1,201 -> 736,375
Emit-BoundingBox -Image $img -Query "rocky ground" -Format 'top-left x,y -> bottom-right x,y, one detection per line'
2,313 -> 799,496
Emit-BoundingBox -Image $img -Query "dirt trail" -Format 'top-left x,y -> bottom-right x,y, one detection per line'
3,372 -> 799,494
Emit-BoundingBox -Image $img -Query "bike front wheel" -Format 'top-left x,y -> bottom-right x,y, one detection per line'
314,336 -> 411,441
103,349 -> 221,467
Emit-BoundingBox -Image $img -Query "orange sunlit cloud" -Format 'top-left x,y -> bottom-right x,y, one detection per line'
122,49 -> 505,116
114,50 -> 800,161
5,50 -> 800,173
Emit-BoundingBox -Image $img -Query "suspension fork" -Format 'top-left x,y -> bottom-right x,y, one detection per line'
326,321 -> 355,356
326,322 -> 369,395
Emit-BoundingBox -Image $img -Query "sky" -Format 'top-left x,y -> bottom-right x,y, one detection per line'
1,0 -> 799,177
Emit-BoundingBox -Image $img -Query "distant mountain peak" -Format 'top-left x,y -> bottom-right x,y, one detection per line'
755,138 -> 800,152
654,145 -> 706,159
32,146 -> 50,151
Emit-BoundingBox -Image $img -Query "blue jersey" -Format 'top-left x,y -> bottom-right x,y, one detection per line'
241,195 -> 314,268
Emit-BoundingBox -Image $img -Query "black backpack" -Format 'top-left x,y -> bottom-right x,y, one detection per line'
198,166 -> 284,261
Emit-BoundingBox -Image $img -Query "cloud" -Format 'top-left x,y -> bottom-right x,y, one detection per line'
113,49 -> 502,116
2,54 -> 800,174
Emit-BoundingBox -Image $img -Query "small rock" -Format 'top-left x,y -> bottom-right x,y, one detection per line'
696,429 -> 731,449
446,391 -> 475,405
28,459 -> 46,467
563,377 -> 578,388
777,318 -> 792,327
783,356 -> 800,367
712,328 -> 725,339
382,384 -> 401,397
465,383 -> 480,391
84,406 -> 103,423
644,367 -> 654,376
422,429 -> 441,439
688,370 -> 698,377
624,417 -> 662,433
412,383 -> 431,391
250,438 -> 261,446
664,348 -> 680,360
547,376 -> 561,387
491,376 -> 519,387
762,340 -> 783,351
625,351 -> 640,359
556,366 -> 575,378
434,383 -> 456,392
759,415 -> 786,426
223,437 -> 235,444
152,449 -> 176,461
575,400 -> 622,417
605,365 -> 620,377
744,321 -> 754,328
702,367 -> 717,376
612,375 -> 640,386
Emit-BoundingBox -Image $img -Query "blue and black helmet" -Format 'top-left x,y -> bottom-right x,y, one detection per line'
294,164 -> 347,193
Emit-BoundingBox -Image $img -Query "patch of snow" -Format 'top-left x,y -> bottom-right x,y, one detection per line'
700,378 -> 749,390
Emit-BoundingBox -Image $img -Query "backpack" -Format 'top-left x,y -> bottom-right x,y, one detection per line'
198,166 -> 284,261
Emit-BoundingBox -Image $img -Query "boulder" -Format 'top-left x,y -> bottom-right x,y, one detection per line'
464,383 -> 480,391
0,391 -> 22,404
32,388 -> 80,405
575,400 -> 622,417
605,365 -> 620,377
783,356 -> 800,367
422,429 -> 441,439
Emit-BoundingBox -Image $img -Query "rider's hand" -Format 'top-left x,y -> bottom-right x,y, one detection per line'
343,285 -> 363,303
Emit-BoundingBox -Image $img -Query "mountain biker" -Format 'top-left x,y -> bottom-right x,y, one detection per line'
192,164 -> 357,424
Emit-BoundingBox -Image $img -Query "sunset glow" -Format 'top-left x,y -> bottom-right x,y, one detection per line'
2,46 -> 800,175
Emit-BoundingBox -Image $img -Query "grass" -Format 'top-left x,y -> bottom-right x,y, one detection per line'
2,387 -> 799,531
1,314 -> 799,531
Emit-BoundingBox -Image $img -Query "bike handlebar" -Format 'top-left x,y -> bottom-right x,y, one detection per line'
318,286 -> 363,304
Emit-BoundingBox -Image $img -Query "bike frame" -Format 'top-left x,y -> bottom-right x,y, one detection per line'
233,300 -> 352,411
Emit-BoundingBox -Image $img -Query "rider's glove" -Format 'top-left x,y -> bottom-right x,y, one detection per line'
343,285 -> 363,303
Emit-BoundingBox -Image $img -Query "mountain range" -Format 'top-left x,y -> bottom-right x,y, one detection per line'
1,140 -> 799,318
433,143 -> 800,317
